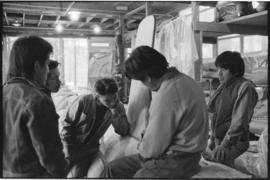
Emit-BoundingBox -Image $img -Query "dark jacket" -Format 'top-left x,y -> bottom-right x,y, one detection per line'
208,77 -> 258,147
60,94 -> 130,162
3,77 -> 67,177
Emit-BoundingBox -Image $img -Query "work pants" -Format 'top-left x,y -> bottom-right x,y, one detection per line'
101,152 -> 201,178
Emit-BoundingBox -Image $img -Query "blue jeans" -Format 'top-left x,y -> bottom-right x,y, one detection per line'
101,152 -> 201,178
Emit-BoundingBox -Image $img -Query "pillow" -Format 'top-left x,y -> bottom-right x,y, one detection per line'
234,127 -> 268,178
127,80 -> 151,139
192,157 -> 252,178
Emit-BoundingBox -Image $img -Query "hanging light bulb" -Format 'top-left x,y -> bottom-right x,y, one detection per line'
12,19 -> 21,27
93,25 -> 101,33
68,11 -> 81,21
55,24 -> 64,33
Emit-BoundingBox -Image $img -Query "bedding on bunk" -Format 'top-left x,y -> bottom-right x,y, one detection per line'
86,125 -> 252,178
234,127 -> 268,178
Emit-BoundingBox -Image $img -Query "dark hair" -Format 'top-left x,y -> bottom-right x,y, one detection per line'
48,60 -> 60,70
215,51 -> 245,77
94,78 -> 118,95
124,46 -> 168,80
7,35 -> 53,80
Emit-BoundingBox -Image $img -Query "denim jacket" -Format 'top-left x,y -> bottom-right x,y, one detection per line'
3,77 -> 67,177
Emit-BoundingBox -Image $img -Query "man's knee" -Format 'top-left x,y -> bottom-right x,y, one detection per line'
133,168 -> 158,178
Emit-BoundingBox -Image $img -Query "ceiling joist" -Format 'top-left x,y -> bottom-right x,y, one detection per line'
37,14 -> 44,27
4,11 -> 9,25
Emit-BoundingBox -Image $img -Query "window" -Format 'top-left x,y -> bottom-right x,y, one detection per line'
179,5 -> 215,22
199,6 -> 215,22
63,38 -> 88,90
218,35 -> 241,53
243,35 -> 268,53
203,43 -> 214,59
91,42 -> 110,47
2,36 -> 115,91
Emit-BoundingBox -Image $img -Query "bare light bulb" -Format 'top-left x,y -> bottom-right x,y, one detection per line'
93,25 -> 101,33
55,24 -> 64,33
68,11 -> 81,21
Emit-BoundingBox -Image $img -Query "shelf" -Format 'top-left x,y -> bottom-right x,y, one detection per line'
194,10 -> 268,40
220,10 -> 268,26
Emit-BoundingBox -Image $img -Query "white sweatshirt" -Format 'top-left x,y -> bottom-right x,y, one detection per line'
138,67 -> 209,158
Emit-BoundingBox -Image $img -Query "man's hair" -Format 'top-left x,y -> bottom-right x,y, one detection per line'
215,51 -> 245,77
48,60 -> 60,70
94,78 -> 118,95
124,46 -> 168,80
7,35 -> 53,80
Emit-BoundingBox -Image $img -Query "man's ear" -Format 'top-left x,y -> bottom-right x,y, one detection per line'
34,61 -> 41,73
144,76 -> 152,83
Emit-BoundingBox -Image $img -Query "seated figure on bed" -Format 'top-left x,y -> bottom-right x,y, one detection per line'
60,78 -> 130,178
101,46 -> 209,178
203,51 -> 258,167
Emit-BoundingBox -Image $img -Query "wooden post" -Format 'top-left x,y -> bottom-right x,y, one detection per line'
74,40 -> 77,89
145,1 -> 152,16
192,2 -> 202,82
59,38 -> 65,85
117,15 -> 126,102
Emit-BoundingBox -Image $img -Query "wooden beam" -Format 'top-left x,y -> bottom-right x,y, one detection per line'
196,22 -> 267,37
3,25 -> 115,36
4,11 -> 9,25
55,1 -> 75,25
118,14 -> 126,101
192,2 -> 202,81
64,1 -> 76,16
103,19 -> 118,29
127,19 -> 138,26
22,11 -> 25,26
7,17 -> 70,25
65,22 -> 72,28
3,3 -> 122,18
194,22 -> 231,33
5,31 -> 115,38
100,18 -> 109,24
145,1 -> 152,16
78,17 -> 94,28
203,36 -> 217,44
55,15 -> 61,24
227,24 -> 267,36
124,4 -> 145,18
37,14 -> 44,27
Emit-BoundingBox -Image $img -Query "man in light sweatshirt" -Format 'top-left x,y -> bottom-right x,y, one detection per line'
101,46 -> 209,178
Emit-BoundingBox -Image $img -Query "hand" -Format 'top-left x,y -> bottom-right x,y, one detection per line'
109,100 -> 121,114
212,145 -> 227,162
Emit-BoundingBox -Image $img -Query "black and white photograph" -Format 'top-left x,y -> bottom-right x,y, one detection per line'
1,0 -> 268,178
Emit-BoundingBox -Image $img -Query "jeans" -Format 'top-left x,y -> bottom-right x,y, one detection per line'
67,149 -> 99,178
202,137 -> 249,167
101,152 -> 201,178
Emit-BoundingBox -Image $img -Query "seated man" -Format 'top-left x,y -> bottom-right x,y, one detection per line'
203,51 -> 258,167
60,78 -> 130,178
101,46 -> 209,178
